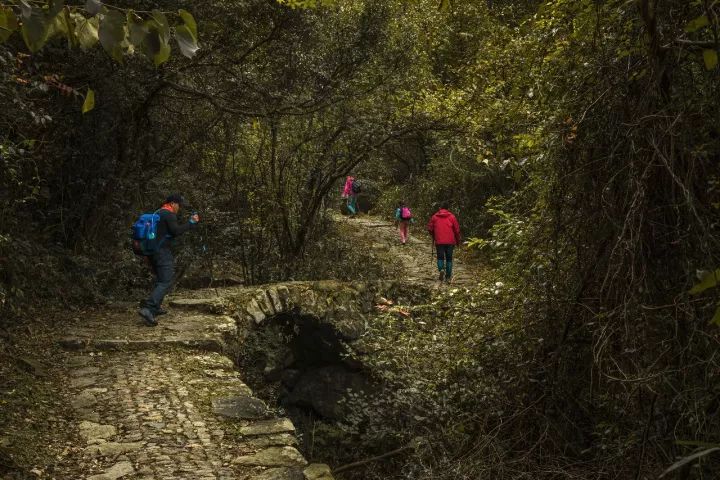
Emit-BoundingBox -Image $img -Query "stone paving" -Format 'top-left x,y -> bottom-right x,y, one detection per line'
57,302 -> 333,480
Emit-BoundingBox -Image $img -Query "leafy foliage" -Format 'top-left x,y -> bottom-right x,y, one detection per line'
0,1 -> 199,63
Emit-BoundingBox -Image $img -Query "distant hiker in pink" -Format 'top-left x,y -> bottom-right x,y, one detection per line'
342,175 -> 361,216
394,201 -> 414,244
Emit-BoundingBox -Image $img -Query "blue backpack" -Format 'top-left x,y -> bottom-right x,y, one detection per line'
130,209 -> 165,256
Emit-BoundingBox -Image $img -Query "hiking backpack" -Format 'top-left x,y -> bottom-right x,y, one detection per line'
351,179 -> 362,193
130,210 -> 164,256
400,206 -> 412,220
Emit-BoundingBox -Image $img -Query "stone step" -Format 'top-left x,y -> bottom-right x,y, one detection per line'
168,297 -> 225,314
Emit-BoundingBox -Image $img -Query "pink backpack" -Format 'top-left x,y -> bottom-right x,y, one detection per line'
342,176 -> 354,197
400,206 -> 412,220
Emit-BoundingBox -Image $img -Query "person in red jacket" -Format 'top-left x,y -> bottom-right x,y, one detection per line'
427,202 -> 461,282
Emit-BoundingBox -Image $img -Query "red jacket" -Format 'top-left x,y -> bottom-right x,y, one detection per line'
427,209 -> 461,245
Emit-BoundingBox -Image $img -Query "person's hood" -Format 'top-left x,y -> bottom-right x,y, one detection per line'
434,209 -> 452,217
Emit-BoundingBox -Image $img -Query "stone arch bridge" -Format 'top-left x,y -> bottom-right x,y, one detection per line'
57,280 -> 431,480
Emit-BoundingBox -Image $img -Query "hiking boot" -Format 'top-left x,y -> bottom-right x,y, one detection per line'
156,308 -> 168,316
138,308 -> 157,327
438,270 -> 445,282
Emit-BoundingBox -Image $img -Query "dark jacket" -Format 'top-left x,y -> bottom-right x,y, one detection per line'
427,209 -> 461,245
156,208 -> 194,250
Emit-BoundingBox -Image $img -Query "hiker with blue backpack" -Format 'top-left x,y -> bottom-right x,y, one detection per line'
132,194 -> 200,326
394,201 -> 414,245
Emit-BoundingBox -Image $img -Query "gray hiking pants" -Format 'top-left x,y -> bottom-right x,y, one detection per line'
142,248 -> 175,314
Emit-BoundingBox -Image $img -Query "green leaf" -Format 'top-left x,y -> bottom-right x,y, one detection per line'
21,7 -> 49,53
127,11 -> 146,47
82,88 -> 95,113
154,37 -> 171,66
439,0 -> 451,12
703,49 -> 718,70
689,268 -> 720,295
98,9 -> 125,62
46,11 -> 71,43
151,10 -> 170,40
175,24 -> 199,58
0,7 -> 19,43
72,14 -> 98,49
685,15 -> 709,33
143,20 -> 170,66
178,9 -> 197,40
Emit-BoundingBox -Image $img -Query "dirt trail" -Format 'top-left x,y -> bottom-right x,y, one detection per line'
337,213 -> 480,287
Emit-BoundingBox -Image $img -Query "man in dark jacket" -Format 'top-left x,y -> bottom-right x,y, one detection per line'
139,194 -> 200,326
427,202 -> 461,282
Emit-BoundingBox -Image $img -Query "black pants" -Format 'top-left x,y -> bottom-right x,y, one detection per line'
142,248 -> 174,314
436,244 -> 454,262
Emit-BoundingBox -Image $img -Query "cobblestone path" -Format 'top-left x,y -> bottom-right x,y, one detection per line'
55,302 -> 333,480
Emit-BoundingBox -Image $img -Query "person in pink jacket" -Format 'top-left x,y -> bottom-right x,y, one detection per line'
427,202 -> 461,282
342,176 -> 360,216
